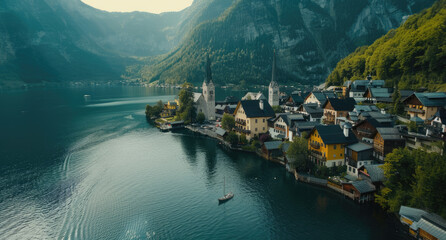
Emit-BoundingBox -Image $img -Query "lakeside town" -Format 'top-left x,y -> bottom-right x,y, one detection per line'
145,54 -> 446,240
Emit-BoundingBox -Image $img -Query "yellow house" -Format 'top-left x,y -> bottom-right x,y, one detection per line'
160,100 -> 180,117
308,124 -> 357,167
234,100 -> 275,140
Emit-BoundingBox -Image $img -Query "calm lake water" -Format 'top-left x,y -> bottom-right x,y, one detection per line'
0,86 -> 407,240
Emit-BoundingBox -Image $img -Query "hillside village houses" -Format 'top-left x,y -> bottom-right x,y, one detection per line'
164,51 -> 445,218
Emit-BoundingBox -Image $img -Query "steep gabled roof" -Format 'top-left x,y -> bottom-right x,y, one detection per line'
311,125 -> 357,145
363,164 -> 385,182
404,92 -> 446,107
376,127 -> 402,140
324,98 -> 356,111
352,180 -> 376,194
238,100 -> 275,118
264,141 -> 282,150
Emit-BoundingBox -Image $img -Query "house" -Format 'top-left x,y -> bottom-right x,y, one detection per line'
347,79 -> 385,101
242,92 -> 267,101
346,105 -> 380,124
289,121 -> 321,140
373,128 -> 405,162
270,113 -> 307,140
344,180 -> 376,203
427,108 -> 446,138
303,91 -> 336,106
160,100 -> 179,117
298,103 -> 324,122
322,97 -> 356,125
307,124 -> 357,167
234,100 -> 275,140
358,164 -> 385,190
403,92 -> 446,121
262,141 -> 284,160
363,87 -> 394,103
352,117 -> 392,142
399,206 -> 446,240
284,92 -> 304,111
345,142 -> 374,178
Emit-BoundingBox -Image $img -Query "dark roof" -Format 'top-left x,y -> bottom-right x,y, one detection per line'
302,104 -> 324,118
239,100 -> 275,118
312,125 -> 357,145
347,142 -> 373,152
400,206 -> 428,222
324,98 -> 356,111
405,92 -> 446,107
290,94 -> 304,105
264,141 -> 283,150
352,180 -> 376,194
376,128 -> 402,140
433,108 -> 446,123
400,90 -> 414,101
278,114 -> 306,127
363,164 -> 385,182
310,92 -> 336,106
367,87 -> 394,98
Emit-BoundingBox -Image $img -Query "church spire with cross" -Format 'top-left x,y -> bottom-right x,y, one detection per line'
269,49 -> 279,107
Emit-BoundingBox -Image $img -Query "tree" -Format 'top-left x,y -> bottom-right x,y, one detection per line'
225,131 -> 239,145
272,105 -> 283,113
221,113 -> 235,130
196,112 -> 205,124
286,137 -> 309,171
176,82 -> 196,124
239,134 -> 247,145
145,101 -> 164,118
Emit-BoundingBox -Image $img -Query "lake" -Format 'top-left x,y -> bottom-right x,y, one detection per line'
0,86 -> 407,239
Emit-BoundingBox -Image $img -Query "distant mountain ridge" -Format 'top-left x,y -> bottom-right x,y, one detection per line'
0,0 -> 437,88
130,0 -> 435,86
0,0 -> 233,87
325,0 -> 446,90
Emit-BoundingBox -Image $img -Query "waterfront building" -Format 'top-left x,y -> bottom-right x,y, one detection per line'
345,142 -> 374,178
373,127 -> 405,162
160,100 -> 180,117
342,180 -> 376,203
403,92 -> 446,121
399,206 -> 446,240
307,124 -> 357,167
322,97 -> 356,125
269,50 -> 280,107
358,164 -> 385,190
261,141 -> 284,160
194,55 -> 216,121
303,91 -> 336,107
234,100 -> 275,140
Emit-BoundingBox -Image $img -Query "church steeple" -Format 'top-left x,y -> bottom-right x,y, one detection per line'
205,54 -> 213,84
269,49 -> 279,107
271,49 -> 277,84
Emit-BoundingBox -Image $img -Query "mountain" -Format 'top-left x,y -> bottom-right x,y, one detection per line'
326,0 -> 446,90
0,0 -> 233,87
131,0 -> 435,86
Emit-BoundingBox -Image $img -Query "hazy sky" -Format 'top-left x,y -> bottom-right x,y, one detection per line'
81,0 -> 194,14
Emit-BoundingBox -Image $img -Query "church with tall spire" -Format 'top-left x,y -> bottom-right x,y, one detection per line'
193,55 -> 216,121
269,50 -> 280,107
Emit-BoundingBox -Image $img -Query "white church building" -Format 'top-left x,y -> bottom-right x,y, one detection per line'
269,50 -> 279,107
194,55 -> 216,121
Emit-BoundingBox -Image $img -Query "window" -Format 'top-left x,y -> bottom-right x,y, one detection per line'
340,153 -> 342,157
255,128 -> 258,132
334,145 -> 337,149
353,168 -> 356,173
263,127 -> 265,130
334,154 -> 336,158
255,119 -> 258,123
263,119 -> 265,123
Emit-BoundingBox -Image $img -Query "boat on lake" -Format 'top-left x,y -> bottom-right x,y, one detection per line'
218,176 -> 234,203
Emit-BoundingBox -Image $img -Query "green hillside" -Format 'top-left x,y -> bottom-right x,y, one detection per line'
326,0 -> 446,90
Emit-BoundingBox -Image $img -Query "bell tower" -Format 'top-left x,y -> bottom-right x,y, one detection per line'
203,55 -> 215,120
269,50 -> 280,107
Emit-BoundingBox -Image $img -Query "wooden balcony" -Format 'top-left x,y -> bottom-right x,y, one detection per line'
235,119 -> 246,126
405,107 -> 425,114
310,142 -> 321,149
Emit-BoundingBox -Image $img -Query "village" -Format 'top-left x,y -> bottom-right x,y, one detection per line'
146,54 -> 446,240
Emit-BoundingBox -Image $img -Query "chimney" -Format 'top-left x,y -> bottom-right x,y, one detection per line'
259,100 -> 264,110
343,122 -> 352,138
